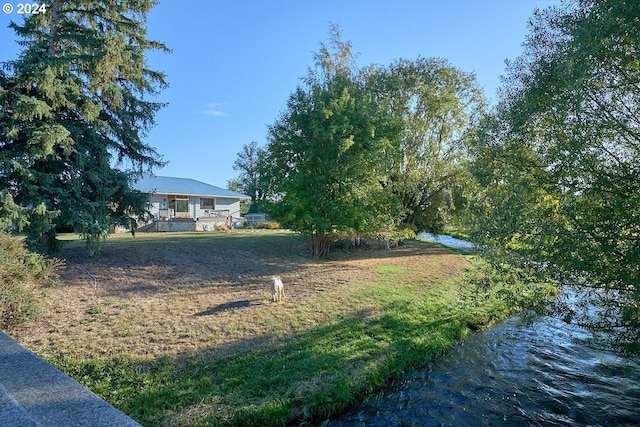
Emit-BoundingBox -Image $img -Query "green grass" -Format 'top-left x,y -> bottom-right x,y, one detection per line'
54,293 -> 469,426
373,265 -> 407,274
41,230 -> 553,426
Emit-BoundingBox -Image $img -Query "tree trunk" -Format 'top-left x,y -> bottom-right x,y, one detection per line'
310,232 -> 332,258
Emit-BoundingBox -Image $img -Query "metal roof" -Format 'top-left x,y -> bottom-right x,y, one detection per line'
132,175 -> 251,199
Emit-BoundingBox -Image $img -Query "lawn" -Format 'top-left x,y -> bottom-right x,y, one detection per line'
9,230 -> 530,425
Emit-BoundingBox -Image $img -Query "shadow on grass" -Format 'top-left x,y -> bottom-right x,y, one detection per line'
55,303 -> 469,427
56,232 -> 461,299
57,232 -> 309,297
193,299 -> 254,316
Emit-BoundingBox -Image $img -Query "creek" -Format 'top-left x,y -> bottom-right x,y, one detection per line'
330,235 -> 640,426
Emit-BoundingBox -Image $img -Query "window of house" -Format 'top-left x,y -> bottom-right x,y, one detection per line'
200,198 -> 215,210
169,198 -> 189,213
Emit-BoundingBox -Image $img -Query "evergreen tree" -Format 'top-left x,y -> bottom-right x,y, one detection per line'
0,0 -> 167,253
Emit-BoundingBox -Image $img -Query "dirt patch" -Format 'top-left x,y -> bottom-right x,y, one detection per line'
9,231 -> 467,360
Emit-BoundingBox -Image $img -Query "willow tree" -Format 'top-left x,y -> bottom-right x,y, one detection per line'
465,0 -> 640,352
264,27 -> 400,257
368,58 -> 485,233
0,0 -> 167,253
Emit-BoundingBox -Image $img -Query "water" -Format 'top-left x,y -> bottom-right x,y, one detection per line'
332,315 -> 640,426
331,236 -> 640,426
418,233 -> 475,253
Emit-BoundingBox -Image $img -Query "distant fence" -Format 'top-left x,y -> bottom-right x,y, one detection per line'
243,213 -> 267,225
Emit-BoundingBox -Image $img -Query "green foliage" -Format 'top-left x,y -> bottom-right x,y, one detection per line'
44,255 -> 503,426
0,231 -> 59,329
231,141 -> 269,203
86,305 -> 103,316
24,203 -> 61,254
459,254 -> 560,330
464,0 -> 640,351
368,58 -> 486,233
258,27 -> 487,257
0,191 -> 28,230
0,0 -> 167,254
264,26 -> 400,256
243,220 -> 281,230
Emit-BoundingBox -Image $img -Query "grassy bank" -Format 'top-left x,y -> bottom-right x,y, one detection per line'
10,230 -> 553,425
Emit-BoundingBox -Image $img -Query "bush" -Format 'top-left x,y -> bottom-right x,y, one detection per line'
458,257 -> 559,330
265,221 -> 281,229
252,221 -> 281,230
0,231 -> 60,329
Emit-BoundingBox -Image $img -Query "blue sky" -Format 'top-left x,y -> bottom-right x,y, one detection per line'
1,0 -> 560,188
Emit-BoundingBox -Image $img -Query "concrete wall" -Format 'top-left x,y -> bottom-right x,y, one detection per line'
155,219 -> 196,232
154,218 -> 234,232
0,332 -> 141,427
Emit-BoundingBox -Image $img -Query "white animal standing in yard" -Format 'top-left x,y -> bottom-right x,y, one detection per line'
270,276 -> 285,302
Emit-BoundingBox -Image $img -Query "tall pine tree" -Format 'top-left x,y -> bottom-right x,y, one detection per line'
0,0 -> 167,253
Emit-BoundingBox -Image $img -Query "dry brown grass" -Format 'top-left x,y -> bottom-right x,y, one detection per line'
9,230 -> 468,361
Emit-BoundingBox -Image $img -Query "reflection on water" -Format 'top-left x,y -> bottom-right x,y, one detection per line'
332,315 -> 640,426
331,236 -> 640,426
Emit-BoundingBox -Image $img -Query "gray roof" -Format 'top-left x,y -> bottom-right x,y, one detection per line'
132,175 -> 250,199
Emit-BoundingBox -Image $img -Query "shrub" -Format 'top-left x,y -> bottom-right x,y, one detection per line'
0,231 -> 60,329
265,221 -> 281,229
251,221 -> 281,229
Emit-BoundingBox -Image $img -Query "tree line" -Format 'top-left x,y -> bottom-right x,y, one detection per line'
231,25 -> 484,257
464,0 -> 640,352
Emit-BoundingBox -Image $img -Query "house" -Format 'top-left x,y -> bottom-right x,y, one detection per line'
132,175 -> 250,231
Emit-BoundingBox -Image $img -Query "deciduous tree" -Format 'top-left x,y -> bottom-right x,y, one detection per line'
264,26 -> 400,257
368,58 -> 485,233
231,141 -> 268,211
465,0 -> 640,352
